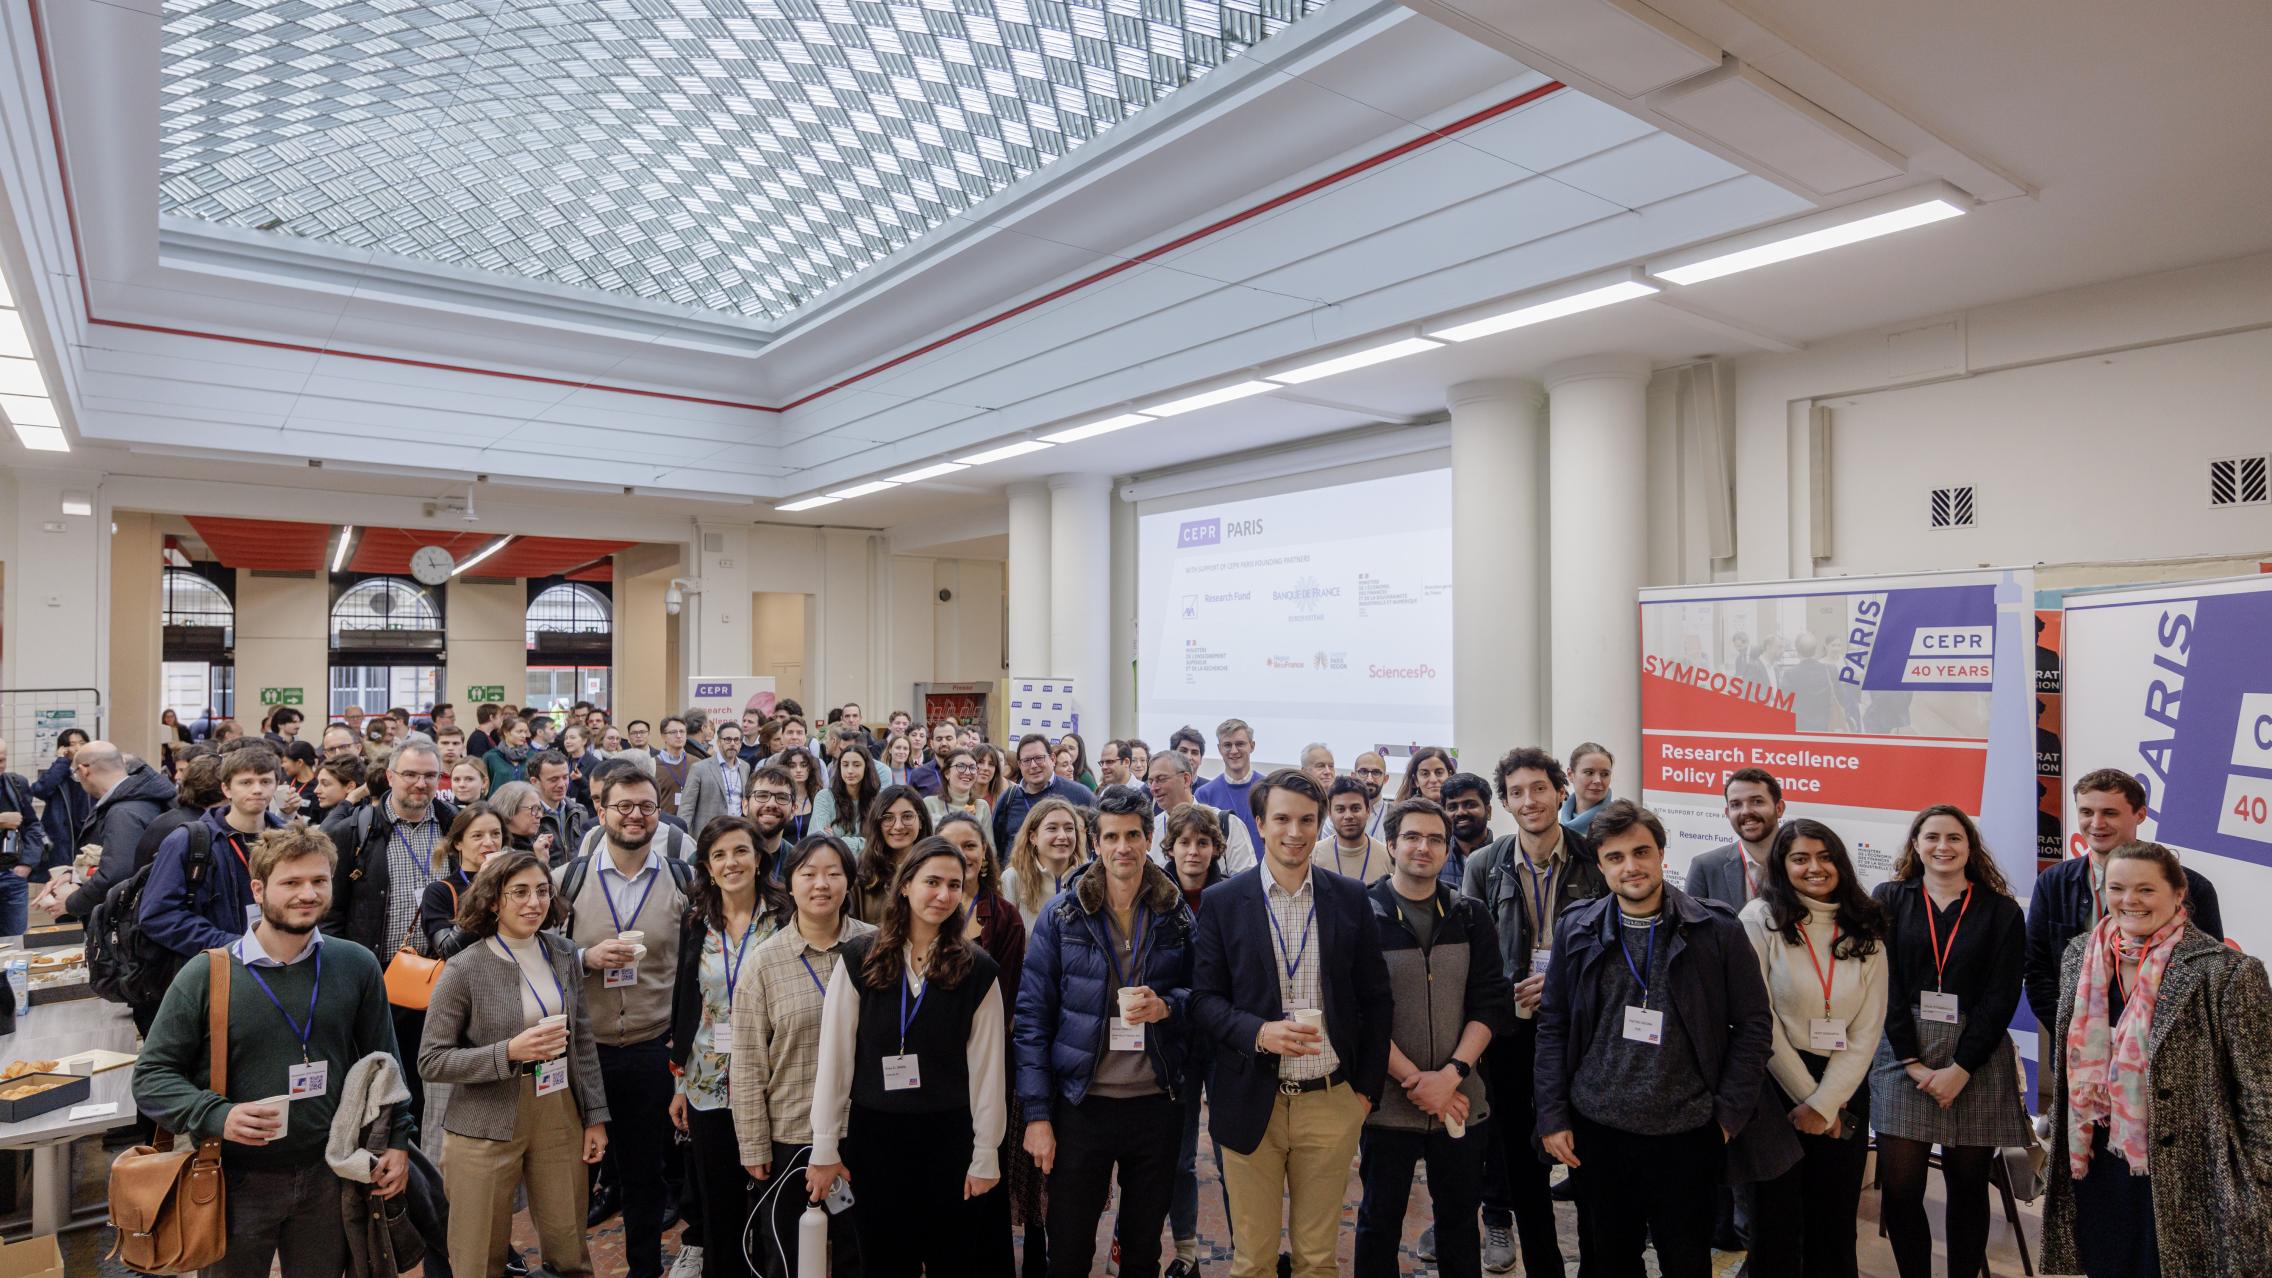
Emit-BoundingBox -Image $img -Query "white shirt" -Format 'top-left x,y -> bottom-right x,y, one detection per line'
808,951 -> 1008,1179
233,927 -> 324,968
1147,801 -> 1257,875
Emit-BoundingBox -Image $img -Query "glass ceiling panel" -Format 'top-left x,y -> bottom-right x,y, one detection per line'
158,0 -> 1332,321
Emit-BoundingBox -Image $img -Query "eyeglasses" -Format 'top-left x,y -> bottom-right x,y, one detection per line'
606,802 -> 661,818
393,770 -> 441,783
502,885 -> 554,903
748,791 -> 792,808
949,763 -> 977,774
1354,767 -> 1388,780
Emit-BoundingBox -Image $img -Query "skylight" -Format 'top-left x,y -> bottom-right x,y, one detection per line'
157,0 -> 1331,321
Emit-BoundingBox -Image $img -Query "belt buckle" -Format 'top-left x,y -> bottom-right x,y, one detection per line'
1278,1079 -> 1303,1097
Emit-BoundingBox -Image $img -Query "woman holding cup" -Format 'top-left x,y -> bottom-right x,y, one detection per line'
419,848 -> 610,1278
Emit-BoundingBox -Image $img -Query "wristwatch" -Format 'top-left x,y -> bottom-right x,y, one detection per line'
1446,1058 -> 1472,1080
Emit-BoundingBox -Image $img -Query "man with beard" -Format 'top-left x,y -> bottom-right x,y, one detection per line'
1320,775 -> 1386,884
1686,768 -> 1783,909
555,761 -> 695,1278
133,822 -> 411,1278
740,763 -> 798,878
1352,751 -> 1391,841
1437,772 -> 1494,891
1461,747 -> 1604,1274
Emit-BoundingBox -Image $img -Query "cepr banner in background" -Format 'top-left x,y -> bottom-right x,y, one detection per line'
2063,573 -> 2272,957
1637,569 -> 2039,900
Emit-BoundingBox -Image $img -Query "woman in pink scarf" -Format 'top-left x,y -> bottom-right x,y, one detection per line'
2042,841 -> 2272,1277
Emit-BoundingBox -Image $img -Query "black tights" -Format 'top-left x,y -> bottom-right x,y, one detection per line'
1876,1136 -> 1994,1278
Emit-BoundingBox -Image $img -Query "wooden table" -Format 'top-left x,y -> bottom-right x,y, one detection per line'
0,998 -> 138,1235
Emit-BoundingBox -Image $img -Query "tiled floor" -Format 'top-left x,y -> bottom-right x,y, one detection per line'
62,1116 -> 2041,1276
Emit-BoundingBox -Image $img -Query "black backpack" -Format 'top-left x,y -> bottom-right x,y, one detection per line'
87,823 -> 213,1015
556,849 -> 695,939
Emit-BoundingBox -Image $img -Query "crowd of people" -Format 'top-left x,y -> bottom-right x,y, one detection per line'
0,699 -> 2260,1278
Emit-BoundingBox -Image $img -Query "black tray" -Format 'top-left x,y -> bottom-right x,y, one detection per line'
0,1072 -> 90,1122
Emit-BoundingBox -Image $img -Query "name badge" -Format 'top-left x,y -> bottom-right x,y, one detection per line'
882,1053 -> 922,1092
534,1056 -> 569,1098
1808,1018 -> 1850,1051
1919,991 -> 1960,1024
1622,1006 -> 1663,1045
286,1060 -> 328,1099
1109,1017 -> 1145,1051
1529,948 -> 1553,976
604,966 -> 637,989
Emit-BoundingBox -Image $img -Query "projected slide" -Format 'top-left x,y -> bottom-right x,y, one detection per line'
1137,469 -> 1454,772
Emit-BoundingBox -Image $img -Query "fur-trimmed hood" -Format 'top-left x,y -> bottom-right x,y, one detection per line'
1071,857 -> 1183,916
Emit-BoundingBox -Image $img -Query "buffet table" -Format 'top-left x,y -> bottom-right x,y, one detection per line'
0,999 -> 138,1235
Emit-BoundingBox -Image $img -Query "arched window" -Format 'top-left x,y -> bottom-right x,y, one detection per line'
162,569 -> 233,646
330,577 -> 442,645
526,582 -> 612,647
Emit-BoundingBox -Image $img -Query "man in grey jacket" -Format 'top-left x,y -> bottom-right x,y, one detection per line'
59,742 -> 177,920
1682,766 -> 1783,910
1356,797 -> 1515,1278
675,723 -> 750,838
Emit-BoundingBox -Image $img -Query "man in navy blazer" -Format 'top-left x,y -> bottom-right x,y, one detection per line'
1190,768 -> 1392,1278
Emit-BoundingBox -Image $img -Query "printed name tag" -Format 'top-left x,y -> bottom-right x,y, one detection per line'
1110,1017 -> 1145,1051
1622,1006 -> 1663,1045
1809,1018 -> 1850,1051
604,966 -> 637,989
1919,991 -> 1960,1024
534,1057 -> 568,1098
882,1053 -> 922,1092
286,1060 -> 329,1099
1529,948 -> 1553,976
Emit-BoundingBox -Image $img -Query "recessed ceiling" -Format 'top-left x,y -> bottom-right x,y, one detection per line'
156,0 -> 1335,321
183,516 -> 629,579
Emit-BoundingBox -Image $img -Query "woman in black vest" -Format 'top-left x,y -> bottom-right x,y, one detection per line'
805,836 -> 1008,1277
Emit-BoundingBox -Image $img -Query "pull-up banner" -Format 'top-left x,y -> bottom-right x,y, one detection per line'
2063,573 -> 2272,955
1638,568 -> 2039,897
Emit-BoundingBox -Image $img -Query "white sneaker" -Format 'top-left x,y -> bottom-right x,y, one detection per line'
668,1243 -> 705,1278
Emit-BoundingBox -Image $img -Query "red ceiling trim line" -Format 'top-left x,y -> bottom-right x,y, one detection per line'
25,0 -> 1562,417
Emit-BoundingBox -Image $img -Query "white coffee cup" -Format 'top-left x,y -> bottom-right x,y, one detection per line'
1515,1000 -> 1536,1021
252,1094 -> 292,1133
539,1013 -> 567,1031
618,931 -> 646,962
1117,987 -> 1143,1019
1445,1112 -> 1467,1139
1292,1008 -> 1326,1035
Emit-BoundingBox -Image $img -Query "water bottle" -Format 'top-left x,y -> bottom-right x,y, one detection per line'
797,1203 -> 830,1278
6,957 -> 29,1022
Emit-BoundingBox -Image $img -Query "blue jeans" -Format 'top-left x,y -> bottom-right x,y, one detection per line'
0,870 -> 27,939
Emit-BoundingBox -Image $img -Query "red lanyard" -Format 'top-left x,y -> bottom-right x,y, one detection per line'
1799,922 -> 1840,1015
1922,885 -> 1972,992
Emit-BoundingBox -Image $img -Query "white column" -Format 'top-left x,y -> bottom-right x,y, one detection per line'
1006,480 -> 1052,679
682,522 -> 754,680
1449,379 -> 1545,778
1048,473 -> 1113,739
1545,354 -> 1653,771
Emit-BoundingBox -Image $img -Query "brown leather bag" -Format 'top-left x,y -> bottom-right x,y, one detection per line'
107,949 -> 230,1275
383,882 -> 455,1009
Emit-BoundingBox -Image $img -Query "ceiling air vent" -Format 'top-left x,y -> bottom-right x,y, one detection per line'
2209,455 -> 2268,508
1929,485 -> 1974,529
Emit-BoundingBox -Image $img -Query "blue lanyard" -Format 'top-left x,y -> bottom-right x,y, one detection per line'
898,973 -> 927,1054
1618,916 -> 1658,1008
493,937 -> 566,1019
720,919 -> 758,1004
1103,905 -> 1151,991
1267,894 -> 1318,981
603,860 -> 661,934
1523,856 -> 1558,936
798,952 -> 830,1000
394,824 -> 432,884
244,945 -> 322,1063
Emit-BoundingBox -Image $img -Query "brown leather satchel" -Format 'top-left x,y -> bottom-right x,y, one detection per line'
107,949 -> 230,1275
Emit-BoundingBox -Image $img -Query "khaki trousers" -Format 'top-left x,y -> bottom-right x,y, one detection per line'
443,1074 -> 593,1278
1220,1082 -> 1369,1278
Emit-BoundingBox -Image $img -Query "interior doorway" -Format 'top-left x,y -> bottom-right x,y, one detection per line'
751,592 -> 808,705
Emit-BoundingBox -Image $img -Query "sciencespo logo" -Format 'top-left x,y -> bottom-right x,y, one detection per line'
1178,518 -> 1221,548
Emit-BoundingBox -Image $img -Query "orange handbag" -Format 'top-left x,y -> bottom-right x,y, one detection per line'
384,882 -> 457,1009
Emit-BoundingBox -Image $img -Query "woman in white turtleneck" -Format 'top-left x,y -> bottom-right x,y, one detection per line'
1738,818 -> 1890,1278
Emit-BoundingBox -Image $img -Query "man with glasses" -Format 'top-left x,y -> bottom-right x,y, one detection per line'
1144,751 -> 1254,874
1195,719 -> 1263,853
555,762 -> 695,1278
741,764 -> 798,878
678,723 -> 750,837
1352,752 -> 1391,841
994,732 -> 1098,853
321,722 -> 362,767
321,739 -> 456,1122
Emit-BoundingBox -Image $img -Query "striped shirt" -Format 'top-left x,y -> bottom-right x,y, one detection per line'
1265,866 -> 1338,1081
382,797 -> 442,963
728,917 -> 876,1163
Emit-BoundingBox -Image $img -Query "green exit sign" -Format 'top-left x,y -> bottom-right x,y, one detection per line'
466,685 -> 506,702
258,687 -> 305,706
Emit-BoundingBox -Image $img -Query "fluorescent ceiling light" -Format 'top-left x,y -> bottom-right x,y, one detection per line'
0,394 -> 59,429
60,491 -> 92,516
11,423 -> 66,453
827,479 -> 900,499
1266,337 -> 1443,385
1652,193 -> 1967,286
1141,380 -> 1278,418
775,496 -> 841,512
954,440 -> 1054,466
0,311 -> 30,361
1041,412 -> 1152,444
331,525 -> 355,573
885,462 -> 972,483
0,356 -> 48,399
451,535 -> 513,576
1428,279 -> 1661,343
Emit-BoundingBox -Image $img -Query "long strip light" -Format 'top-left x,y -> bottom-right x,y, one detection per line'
1650,187 -> 1969,286
827,479 -> 900,499
1141,380 -> 1277,418
451,536 -> 513,576
886,462 -> 972,483
1428,277 -> 1661,343
1041,412 -> 1152,444
955,440 -> 1054,466
331,525 -> 356,573
1265,337 -> 1442,385
0,256 -> 63,453
775,496 -> 840,512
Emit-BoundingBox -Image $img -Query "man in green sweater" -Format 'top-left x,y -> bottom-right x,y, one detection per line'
132,822 -> 412,1278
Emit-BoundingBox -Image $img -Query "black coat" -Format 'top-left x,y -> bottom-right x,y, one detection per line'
320,799 -> 458,953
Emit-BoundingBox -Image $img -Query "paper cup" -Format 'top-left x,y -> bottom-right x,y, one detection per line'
539,1013 -> 567,1030
1117,987 -> 1142,1019
617,930 -> 645,946
1445,1113 -> 1466,1139
253,1094 -> 292,1132
1292,1008 -> 1325,1034
1515,1001 -> 1536,1020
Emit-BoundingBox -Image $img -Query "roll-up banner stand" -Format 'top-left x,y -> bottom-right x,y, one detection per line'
2063,572 -> 2272,956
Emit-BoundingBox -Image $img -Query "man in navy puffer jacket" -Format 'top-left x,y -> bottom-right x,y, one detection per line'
1013,785 -> 1196,1278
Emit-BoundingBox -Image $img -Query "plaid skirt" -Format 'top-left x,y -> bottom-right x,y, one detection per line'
1867,1016 -> 2032,1147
